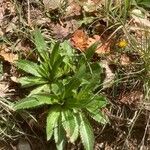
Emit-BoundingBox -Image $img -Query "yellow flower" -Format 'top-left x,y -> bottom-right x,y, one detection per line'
117,39 -> 128,48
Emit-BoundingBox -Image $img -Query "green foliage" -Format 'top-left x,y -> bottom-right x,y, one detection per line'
103,0 -> 131,24
135,0 -> 150,8
79,113 -> 94,150
13,29 -> 108,150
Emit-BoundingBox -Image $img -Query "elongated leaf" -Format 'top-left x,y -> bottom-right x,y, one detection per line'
19,76 -> 47,87
54,117 -> 66,150
28,84 -> 49,96
79,113 -> 94,150
16,60 -> 41,77
34,29 -> 48,61
86,95 -> 107,108
14,94 -> 58,110
76,86 -> 92,101
61,110 -> 79,143
71,113 -> 80,143
85,42 -> 98,60
46,106 -> 61,140
75,64 -> 86,79
73,94 -> 107,109
65,98 -> 87,109
50,42 -> 60,66
88,110 -> 108,124
13,97 -> 41,110
37,63 -> 50,78
64,77 -> 80,98
86,96 -> 108,124
52,55 -> 64,78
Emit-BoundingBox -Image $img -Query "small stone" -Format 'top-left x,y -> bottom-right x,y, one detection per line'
17,139 -> 31,150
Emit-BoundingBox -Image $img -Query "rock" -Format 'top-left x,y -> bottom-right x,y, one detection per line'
17,139 -> 31,150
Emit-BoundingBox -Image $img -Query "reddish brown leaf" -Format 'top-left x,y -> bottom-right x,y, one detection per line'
71,29 -> 88,51
71,30 -> 111,54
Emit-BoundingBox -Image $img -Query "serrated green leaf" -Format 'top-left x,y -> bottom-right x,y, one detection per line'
46,106 -> 61,140
16,60 -> 41,77
86,95 -> 107,108
19,76 -> 47,87
79,113 -> 94,150
54,117 -> 66,150
76,86 -> 92,101
50,42 -> 60,66
28,84 -> 49,96
71,113 -> 80,143
64,77 -> 81,98
37,63 -> 50,79
88,110 -> 108,124
13,97 -> 41,110
52,55 -> 64,78
14,94 -> 58,110
34,29 -> 48,61
86,96 -> 108,124
65,98 -> 87,109
61,110 -> 79,143
60,40 -> 74,57
75,64 -> 86,79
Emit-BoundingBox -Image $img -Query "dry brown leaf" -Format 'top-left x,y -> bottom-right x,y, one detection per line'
87,35 -> 101,46
43,0 -> 64,10
83,0 -> 102,12
120,91 -> 143,105
50,23 -> 70,39
96,41 -> 111,54
71,29 -> 88,51
65,1 -> 81,17
0,50 -> 18,63
131,9 -> 150,28
87,35 -> 111,54
120,54 -> 131,66
50,20 -> 78,39
0,51 -> 18,63
71,30 -> 111,54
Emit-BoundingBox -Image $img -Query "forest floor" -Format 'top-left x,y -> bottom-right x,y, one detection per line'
0,0 -> 150,150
